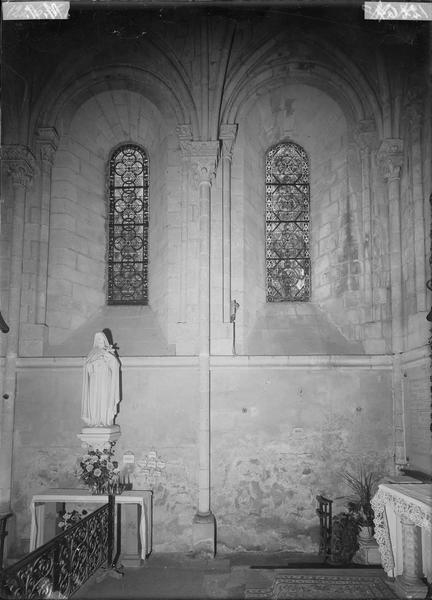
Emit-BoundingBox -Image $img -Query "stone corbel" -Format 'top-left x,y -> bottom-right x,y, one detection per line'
377,139 -> 403,181
182,141 -> 220,188
220,123 -> 238,161
404,86 -> 425,131
354,119 -> 378,155
176,124 -> 193,154
36,127 -> 59,167
2,145 -> 36,188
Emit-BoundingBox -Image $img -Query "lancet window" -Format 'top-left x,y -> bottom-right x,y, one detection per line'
107,144 -> 149,305
265,141 -> 310,302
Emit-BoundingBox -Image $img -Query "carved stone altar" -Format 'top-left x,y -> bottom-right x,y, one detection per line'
371,482 -> 432,598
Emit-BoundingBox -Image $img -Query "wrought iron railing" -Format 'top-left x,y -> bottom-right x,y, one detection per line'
0,497 -> 114,599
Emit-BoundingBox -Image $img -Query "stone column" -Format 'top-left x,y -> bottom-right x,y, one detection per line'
35,127 -> 58,326
220,124 -> 237,324
188,140 -> 219,557
405,94 -> 427,313
355,122 -> 377,322
0,146 -> 35,512
176,125 -> 194,325
396,515 -> 427,598
378,139 -> 404,353
378,140 -> 406,470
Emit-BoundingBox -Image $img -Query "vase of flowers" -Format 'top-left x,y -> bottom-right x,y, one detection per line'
76,441 -> 121,494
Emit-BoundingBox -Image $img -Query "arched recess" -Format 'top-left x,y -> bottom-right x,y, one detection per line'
45,86 -> 177,355
232,81 -> 365,355
222,32 -> 383,138
32,64 -> 198,143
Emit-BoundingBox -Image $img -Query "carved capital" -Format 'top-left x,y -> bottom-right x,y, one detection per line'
404,89 -> 424,130
36,127 -> 59,165
354,120 -> 378,155
176,123 -> 194,157
220,123 -> 238,161
2,145 -> 36,188
181,140 -> 220,187
377,139 -> 403,181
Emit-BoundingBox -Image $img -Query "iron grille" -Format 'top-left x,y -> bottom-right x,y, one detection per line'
1,501 -> 112,599
266,142 -> 310,302
108,144 -> 149,305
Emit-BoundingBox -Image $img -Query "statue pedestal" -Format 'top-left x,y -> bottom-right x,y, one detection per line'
77,425 -> 121,450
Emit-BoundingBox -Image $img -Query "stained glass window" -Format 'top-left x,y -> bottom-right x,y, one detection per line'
107,144 -> 149,305
266,142 -> 310,302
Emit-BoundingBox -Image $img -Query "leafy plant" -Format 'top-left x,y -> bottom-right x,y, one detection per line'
330,512 -> 361,565
342,466 -> 381,529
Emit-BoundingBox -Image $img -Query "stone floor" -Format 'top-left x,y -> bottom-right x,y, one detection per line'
76,552 -> 396,600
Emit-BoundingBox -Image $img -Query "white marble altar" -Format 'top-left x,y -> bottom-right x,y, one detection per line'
371,482 -> 432,598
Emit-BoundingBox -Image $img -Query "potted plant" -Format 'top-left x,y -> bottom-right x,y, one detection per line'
330,511 -> 361,565
342,466 -> 381,539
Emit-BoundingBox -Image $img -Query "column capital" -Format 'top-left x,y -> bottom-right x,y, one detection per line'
404,88 -> 424,130
354,120 -> 378,154
176,123 -> 193,139
181,140 -> 220,187
36,127 -> 59,166
220,123 -> 238,161
2,145 -> 36,188
377,139 -> 403,181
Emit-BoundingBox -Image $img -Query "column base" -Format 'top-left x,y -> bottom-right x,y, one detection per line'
395,575 -> 427,599
192,512 -> 216,558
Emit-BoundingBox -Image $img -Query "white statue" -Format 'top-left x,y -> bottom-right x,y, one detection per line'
81,332 -> 121,427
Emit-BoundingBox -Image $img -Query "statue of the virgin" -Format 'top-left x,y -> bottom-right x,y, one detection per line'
81,331 -> 121,427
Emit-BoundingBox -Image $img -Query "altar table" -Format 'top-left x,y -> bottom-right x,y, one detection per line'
29,489 -> 153,561
371,482 -> 432,597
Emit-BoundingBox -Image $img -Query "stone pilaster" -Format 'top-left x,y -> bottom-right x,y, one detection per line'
220,124 -> 237,323
0,145 -> 35,512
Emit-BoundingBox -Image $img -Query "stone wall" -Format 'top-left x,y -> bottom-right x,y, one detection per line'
1,7 -> 430,556
11,357 -> 393,554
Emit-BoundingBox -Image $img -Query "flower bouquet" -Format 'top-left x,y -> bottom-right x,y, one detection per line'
76,441 -> 121,494
58,509 -> 88,530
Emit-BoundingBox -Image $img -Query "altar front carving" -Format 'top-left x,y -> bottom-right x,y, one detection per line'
371,482 -> 432,598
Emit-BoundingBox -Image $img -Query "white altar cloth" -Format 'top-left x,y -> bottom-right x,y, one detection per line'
29,488 -> 153,560
371,482 -> 432,578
